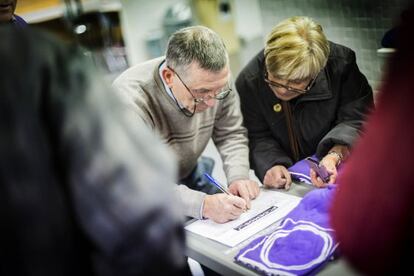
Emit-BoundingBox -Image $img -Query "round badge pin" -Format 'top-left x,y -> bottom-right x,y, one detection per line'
273,103 -> 282,112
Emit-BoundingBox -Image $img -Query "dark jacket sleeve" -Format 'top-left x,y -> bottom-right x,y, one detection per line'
236,67 -> 293,181
317,50 -> 374,157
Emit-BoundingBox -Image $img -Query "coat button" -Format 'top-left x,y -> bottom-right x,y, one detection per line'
273,103 -> 282,112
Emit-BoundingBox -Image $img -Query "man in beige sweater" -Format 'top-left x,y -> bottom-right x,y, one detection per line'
113,26 -> 259,223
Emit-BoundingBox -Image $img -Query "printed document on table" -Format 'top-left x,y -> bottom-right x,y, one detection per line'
185,189 -> 301,247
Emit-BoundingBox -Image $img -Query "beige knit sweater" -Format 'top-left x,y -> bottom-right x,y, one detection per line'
113,57 -> 250,219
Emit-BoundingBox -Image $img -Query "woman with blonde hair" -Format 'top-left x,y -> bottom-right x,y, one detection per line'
236,16 -> 373,188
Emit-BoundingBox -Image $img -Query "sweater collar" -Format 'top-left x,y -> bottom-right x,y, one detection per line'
153,57 -> 168,94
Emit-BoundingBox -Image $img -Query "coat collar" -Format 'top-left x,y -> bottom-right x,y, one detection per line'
296,68 -> 332,103
258,50 -> 332,104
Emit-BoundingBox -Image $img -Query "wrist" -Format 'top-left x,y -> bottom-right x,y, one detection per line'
327,151 -> 343,166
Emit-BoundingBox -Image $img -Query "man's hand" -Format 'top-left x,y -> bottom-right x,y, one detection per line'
202,194 -> 247,223
228,179 -> 260,209
263,165 -> 292,190
310,154 -> 338,188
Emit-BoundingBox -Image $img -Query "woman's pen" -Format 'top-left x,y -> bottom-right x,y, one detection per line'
203,173 -> 230,195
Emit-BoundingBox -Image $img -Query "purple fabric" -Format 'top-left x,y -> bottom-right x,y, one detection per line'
12,15 -> 27,28
288,156 -> 344,185
288,155 -> 319,184
235,186 -> 338,276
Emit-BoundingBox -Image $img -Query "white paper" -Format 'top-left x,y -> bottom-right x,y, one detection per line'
185,189 -> 301,247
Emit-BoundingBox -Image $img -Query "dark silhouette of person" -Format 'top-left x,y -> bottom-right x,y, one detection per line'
0,27 -> 187,276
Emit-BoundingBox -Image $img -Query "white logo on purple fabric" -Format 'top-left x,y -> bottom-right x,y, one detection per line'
235,187 -> 338,276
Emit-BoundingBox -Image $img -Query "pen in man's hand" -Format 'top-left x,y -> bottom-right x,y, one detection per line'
203,173 -> 230,195
203,173 -> 247,212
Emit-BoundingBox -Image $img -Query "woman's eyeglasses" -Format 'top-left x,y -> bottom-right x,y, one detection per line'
168,66 -> 232,117
264,70 -> 317,94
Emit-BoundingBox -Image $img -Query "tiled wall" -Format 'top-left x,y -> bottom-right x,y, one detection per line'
258,0 -> 411,91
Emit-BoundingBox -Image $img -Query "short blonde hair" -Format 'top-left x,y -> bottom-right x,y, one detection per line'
264,16 -> 330,80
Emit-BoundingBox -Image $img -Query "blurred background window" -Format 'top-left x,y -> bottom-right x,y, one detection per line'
15,0 -> 412,96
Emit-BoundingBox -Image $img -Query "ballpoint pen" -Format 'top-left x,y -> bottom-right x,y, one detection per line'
203,173 -> 230,195
203,173 -> 248,212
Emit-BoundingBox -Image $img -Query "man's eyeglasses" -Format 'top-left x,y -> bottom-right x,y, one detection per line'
264,70 -> 317,94
167,66 -> 232,117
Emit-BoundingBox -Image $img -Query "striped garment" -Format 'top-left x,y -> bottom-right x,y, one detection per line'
112,57 -> 250,219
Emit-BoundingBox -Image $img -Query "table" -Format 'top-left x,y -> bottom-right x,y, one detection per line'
185,182 -> 360,276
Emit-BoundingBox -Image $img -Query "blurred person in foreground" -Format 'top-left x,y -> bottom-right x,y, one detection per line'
236,16 -> 373,189
113,26 -> 259,223
0,27 -> 186,276
0,0 -> 26,26
330,5 -> 414,275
